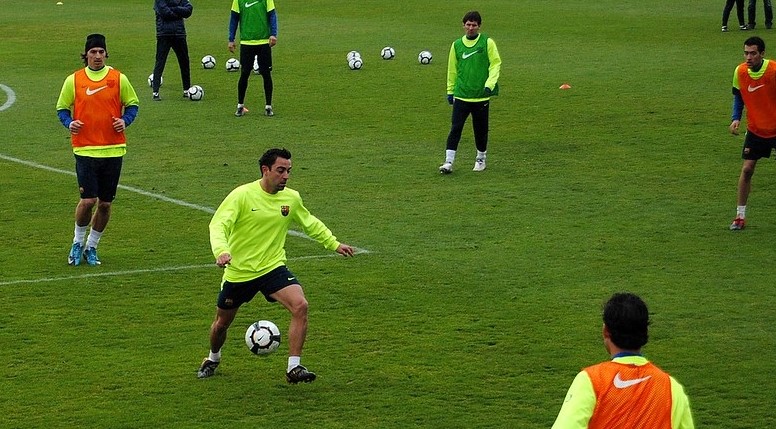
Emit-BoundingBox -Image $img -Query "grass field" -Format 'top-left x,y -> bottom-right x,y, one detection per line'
2,0 -> 776,428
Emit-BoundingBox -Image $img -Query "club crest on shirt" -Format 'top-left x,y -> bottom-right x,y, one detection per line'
280,205 -> 289,216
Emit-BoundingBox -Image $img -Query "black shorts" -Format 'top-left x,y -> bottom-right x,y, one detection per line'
240,43 -> 272,73
742,131 -> 776,160
216,266 -> 299,309
74,154 -> 123,201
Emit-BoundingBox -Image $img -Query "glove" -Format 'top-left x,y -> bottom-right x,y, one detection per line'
483,87 -> 492,97
447,94 -> 454,105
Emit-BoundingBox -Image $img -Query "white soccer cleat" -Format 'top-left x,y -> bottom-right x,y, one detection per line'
473,159 -> 486,172
439,162 -> 453,174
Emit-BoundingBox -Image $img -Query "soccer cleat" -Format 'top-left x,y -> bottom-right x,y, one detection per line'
740,24 -> 749,30
439,162 -> 453,174
197,358 -> 219,379
152,92 -> 161,101
473,158 -> 487,172
68,242 -> 83,266
265,105 -> 274,117
83,247 -> 101,266
183,90 -> 190,99
730,217 -> 746,230
748,23 -> 756,30
235,105 -> 245,117
286,365 -> 316,384
722,26 -> 729,32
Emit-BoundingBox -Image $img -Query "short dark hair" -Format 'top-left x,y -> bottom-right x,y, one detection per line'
603,292 -> 650,350
462,11 -> 482,25
745,36 -> 766,53
258,148 -> 292,174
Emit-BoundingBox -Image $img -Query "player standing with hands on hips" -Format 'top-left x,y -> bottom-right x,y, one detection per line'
551,292 -> 694,429
228,0 -> 277,117
198,148 -> 355,383
439,10 -> 501,174
56,34 -> 139,266
728,36 -> 776,230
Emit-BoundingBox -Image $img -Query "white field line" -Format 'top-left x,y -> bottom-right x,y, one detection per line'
0,154 -> 370,285
0,84 -> 17,112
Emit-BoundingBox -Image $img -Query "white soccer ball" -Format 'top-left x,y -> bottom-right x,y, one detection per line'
245,320 -> 281,355
226,58 -> 240,72
187,84 -> 204,101
201,55 -> 216,69
346,50 -> 361,61
381,46 -> 395,60
418,50 -> 432,65
348,57 -> 363,70
148,73 -> 163,87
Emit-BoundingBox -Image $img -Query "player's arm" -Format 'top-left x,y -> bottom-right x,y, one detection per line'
446,42 -> 457,96
228,0 -> 240,45
551,371 -> 595,429
291,199 -> 341,252
119,74 -> 139,128
730,66 -> 744,135
670,377 -> 695,429
56,74 -> 76,129
154,0 -> 179,20
485,38 -> 501,92
174,0 -> 193,19
209,191 -> 240,260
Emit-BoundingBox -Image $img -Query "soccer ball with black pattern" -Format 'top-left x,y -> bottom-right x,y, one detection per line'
381,46 -> 395,60
245,320 -> 281,355
187,85 -> 204,101
201,55 -> 216,69
226,58 -> 240,72
418,50 -> 432,65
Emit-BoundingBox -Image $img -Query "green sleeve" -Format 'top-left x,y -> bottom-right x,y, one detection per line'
56,74 -> 76,111
485,38 -> 501,91
293,200 -> 339,251
446,42 -> 457,94
119,73 -> 139,107
732,65 -> 741,90
209,190 -> 240,258
670,377 -> 695,429
551,371 -> 595,429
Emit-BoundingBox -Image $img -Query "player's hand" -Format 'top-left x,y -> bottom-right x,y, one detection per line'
69,119 -> 84,135
730,120 -> 741,136
228,41 -> 236,53
447,94 -> 454,105
336,244 -> 355,257
112,117 -> 126,132
216,252 -> 232,268
484,87 -> 492,96
269,36 -> 277,47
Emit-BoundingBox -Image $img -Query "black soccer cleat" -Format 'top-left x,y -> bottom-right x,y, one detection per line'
197,358 -> 219,379
286,365 -> 316,384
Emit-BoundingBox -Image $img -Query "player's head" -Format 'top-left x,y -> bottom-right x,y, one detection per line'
462,11 -> 482,25
259,148 -> 292,193
745,36 -> 766,54
602,292 -> 650,351
259,148 -> 292,174
81,33 -> 108,68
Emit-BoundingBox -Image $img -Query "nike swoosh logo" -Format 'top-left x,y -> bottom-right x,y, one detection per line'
245,1 -> 259,7
85,85 -> 108,96
613,373 -> 652,389
287,277 -> 295,281
251,208 -> 258,211
748,84 -> 765,92
462,50 -> 479,59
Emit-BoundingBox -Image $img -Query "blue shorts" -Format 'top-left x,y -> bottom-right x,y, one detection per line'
74,154 -> 123,201
216,266 -> 299,310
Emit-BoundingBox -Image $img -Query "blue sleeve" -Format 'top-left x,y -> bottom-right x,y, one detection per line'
229,10 -> 239,42
732,88 -> 744,121
268,9 -> 277,36
57,109 -> 73,129
122,105 -> 139,127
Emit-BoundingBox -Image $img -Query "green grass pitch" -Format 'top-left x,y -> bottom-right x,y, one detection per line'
1,0 -> 775,428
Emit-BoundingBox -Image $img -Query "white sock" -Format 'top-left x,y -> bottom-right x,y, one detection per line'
237,103 -> 244,108
476,150 -> 487,161
445,150 -> 456,164
287,356 -> 301,372
265,104 -> 272,109
209,350 -> 221,362
85,229 -> 103,250
737,205 -> 746,218
74,223 -> 88,245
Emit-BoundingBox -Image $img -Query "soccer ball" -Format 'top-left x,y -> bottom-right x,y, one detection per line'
418,50 -> 432,65
245,320 -> 281,355
187,85 -> 204,101
226,58 -> 240,72
253,57 -> 260,74
201,55 -> 216,69
348,57 -> 363,70
147,73 -> 162,87
346,50 -> 361,61
381,46 -> 395,60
